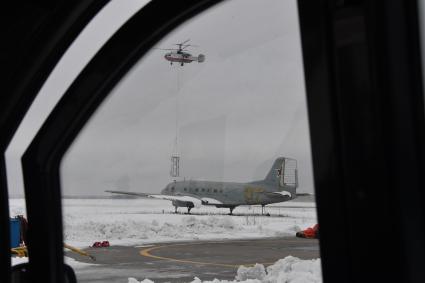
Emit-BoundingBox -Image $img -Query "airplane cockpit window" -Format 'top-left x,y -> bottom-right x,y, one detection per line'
58,0 -> 321,282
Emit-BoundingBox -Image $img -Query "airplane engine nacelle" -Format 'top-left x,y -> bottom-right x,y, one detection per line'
172,200 -> 195,208
197,54 -> 205,63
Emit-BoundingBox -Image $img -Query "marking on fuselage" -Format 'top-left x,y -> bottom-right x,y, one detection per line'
244,187 -> 264,203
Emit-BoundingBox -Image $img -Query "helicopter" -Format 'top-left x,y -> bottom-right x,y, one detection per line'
157,39 -> 205,66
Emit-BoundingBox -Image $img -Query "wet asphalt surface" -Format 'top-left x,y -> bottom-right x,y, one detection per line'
67,237 -> 319,283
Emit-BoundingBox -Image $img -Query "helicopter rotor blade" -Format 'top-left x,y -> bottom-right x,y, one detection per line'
174,39 -> 191,48
183,44 -> 198,47
153,48 -> 177,51
181,44 -> 198,50
181,39 -> 190,45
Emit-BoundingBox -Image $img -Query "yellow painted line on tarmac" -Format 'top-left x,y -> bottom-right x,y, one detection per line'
139,244 -> 274,268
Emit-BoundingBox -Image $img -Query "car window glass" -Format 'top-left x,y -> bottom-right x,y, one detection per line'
60,0 -> 321,282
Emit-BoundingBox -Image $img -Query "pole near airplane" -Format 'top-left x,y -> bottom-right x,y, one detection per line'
107,157 -> 299,215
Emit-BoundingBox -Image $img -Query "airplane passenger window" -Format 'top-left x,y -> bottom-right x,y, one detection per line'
59,0 -> 321,282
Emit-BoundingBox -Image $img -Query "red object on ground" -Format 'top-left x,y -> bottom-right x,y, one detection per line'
92,241 -> 110,248
296,224 -> 319,239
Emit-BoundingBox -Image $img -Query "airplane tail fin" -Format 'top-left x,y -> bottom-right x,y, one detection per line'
264,157 -> 298,189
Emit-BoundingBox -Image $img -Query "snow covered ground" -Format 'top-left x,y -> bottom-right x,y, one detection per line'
9,198 -> 317,248
130,256 -> 322,283
11,256 -> 28,266
9,198 -> 319,282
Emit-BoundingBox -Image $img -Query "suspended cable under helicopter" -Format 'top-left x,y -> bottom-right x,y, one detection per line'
170,67 -> 180,178
155,40 -> 206,178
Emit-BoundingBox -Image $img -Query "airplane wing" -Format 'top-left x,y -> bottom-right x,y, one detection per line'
149,194 -> 202,205
106,190 -> 150,197
105,190 -> 204,207
200,197 -> 223,205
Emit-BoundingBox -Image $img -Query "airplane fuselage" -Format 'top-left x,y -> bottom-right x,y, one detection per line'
107,157 -> 297,214
161,179 -> 293,208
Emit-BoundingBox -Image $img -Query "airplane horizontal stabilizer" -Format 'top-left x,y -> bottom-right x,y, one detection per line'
296,193 -> 313,196
265,190 -> 292,201
266,191 -> 292,198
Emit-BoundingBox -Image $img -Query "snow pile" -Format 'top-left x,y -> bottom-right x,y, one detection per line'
11,256 -> 93,270
130,256 -> 321,283
64,256 -> 97,268
253,256 -> 321,283
129,278 -> 154,283
235,264 -> 266,281
193,256 -> 321,283
64,215 -> 239,246
195,256 -> 321,283
183,216 -> 237,230
9,201 -> 26,217
11,257 -> 28,266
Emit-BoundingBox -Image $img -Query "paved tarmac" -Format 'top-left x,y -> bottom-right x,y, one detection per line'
67,237 -> 319,283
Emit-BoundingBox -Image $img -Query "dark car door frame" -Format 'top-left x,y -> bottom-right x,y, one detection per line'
16,0 -> 223,282
0,1 -> 109,282
2,0 -> 425,283
299,1 -> 425,282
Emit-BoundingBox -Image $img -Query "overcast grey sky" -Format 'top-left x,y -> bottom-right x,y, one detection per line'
9,0 -> 315,196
